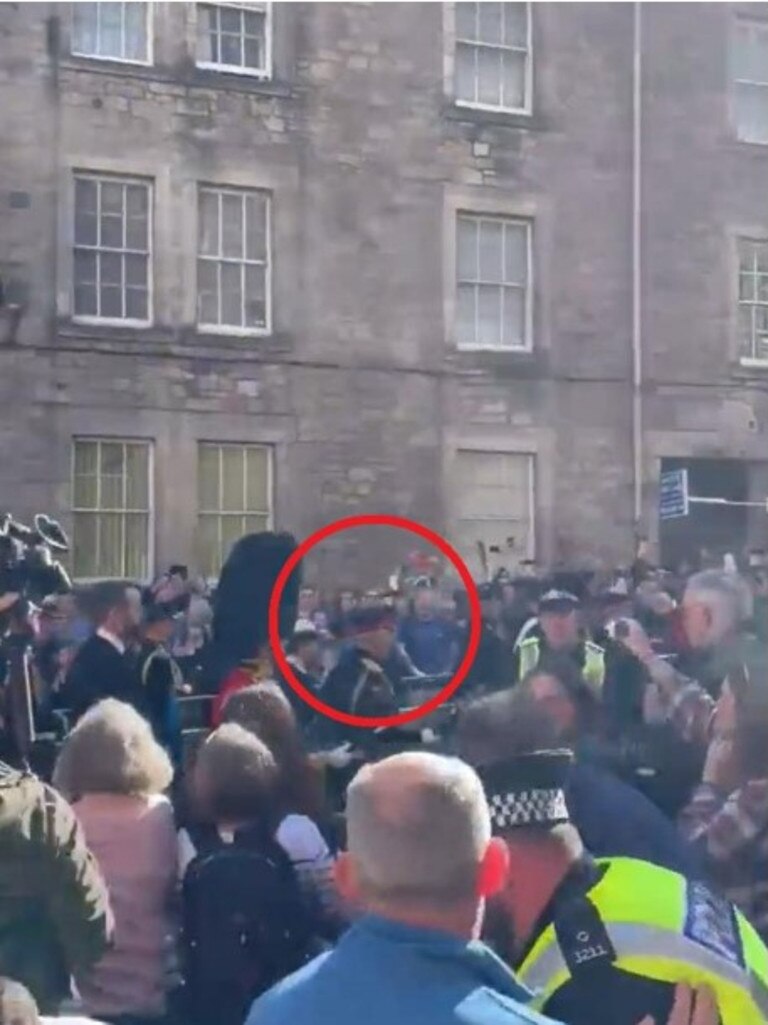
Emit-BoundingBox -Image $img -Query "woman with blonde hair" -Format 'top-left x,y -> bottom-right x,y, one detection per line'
54,699 -> 177,1025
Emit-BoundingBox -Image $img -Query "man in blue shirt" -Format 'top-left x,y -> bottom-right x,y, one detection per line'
246,751 -> 553,1025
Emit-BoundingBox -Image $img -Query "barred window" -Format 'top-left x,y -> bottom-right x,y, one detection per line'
197,2 -> 270,77
456,213 -> 531,351
72,2 -> 150,64
73,175 -> 151,324
454,2 -> 531,113
197,186 -> 270,333
738,239 -> 768,363
72,439 -> 152,579
197,443 -> 273,578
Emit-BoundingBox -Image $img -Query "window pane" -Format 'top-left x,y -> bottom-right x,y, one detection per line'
221,194 -> 244,258
245,266 -> 266,327
100,441 -> 124,477
220,7 -> 241,33
101,182 -> 124,215
124,2 -> 147,61
735,83 -> 768,144
739,306 -> 754,357
244,33 -> 264,70
457,217 -> 478,280
221,32 -> 242,66
502,50 -> 526,109
245,447 -> 269,509
125,287 -> 147,320
221,263 -> 243,325
504,2 -> 529,48
740,272 -> 755,301
101,251 -> 122,286
503,287 -> 525,348
757,245 -> 768,273
197,5 -> 217,63
99,513 -> 123,575
455,43 -> 477,103
197,260 -> 219,324
75,209 -> 98,247
457,284 -> 476,346
73,3 -> 98,54
196,515 -> 220,578
101,214 -> 124,248
199,191 -> 220,257
74,285 -> 97,317
126,210 -> 148,250
245,194 -> 267,260
74,440 -> 98,478
198,445 -> 221,511
125,444 -> 149,508
73,512 -> 99,577
125,513 -> 148,578
99,3 -> 123,57
74,249 -> 97,286
478,285 -> 502,348
100,284 -> 123,318
75,177 -> 98,214
478,46 -> 501,106
478,2 -> 503,45
222,447 -> 245,510
479,220 -> 503,282
221,516 -> 244,561
758,275 -> 768,302
244,514 -> 269,535
125,253 -> 146,287
504,224 -> 527,284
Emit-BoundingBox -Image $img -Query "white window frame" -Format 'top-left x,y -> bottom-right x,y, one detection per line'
71,1 -> 154,67
738,238 -> 768,366
72,172 -> 153,328
197,442 -> 274,580
453,1 -> 533,115
197,185 -> 272,337
455,449 -> 536,563
71,438 -> 155,582
732,17 -> 768,146
455,212 -> 533,353
195,1 -> 273,80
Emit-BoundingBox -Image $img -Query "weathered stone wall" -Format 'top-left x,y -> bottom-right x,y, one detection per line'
1,2 -> 767,583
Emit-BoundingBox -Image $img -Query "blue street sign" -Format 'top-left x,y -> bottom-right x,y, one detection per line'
659,469 -> 689,520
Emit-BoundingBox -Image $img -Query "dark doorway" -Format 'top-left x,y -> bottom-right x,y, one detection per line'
659,458 -> 748,570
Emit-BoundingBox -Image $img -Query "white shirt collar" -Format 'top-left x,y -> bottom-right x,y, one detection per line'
97,626 -> 126,656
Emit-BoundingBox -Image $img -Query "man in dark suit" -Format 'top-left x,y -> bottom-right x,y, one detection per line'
63,580 -> 144,722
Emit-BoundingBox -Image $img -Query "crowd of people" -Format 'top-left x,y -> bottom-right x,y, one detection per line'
0,530 -> 766,1025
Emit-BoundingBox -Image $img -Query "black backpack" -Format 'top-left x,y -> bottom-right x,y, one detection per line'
181,823 -> 316,1025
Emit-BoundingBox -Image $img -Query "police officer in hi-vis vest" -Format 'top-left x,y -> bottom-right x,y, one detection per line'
478,750 -> 768,1025
514,590 -> 606,695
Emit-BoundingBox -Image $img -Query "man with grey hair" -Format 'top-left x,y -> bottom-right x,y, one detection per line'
246,749 -> 555,1025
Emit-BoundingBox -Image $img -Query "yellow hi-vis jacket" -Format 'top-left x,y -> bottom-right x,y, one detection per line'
516,635 -> 606,692
517,857 -> 768,1025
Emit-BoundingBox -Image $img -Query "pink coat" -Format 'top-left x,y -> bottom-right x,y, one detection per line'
73,793 -> 177,1019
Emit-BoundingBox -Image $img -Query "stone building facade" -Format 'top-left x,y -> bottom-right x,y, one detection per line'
0,2 -> 766,585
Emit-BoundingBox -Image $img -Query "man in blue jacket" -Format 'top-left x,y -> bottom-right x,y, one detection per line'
246,751 -> 553,1025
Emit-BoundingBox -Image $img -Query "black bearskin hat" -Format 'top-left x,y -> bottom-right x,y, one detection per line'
205,531 -> 301,688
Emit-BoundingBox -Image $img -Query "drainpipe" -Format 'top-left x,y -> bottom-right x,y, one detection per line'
631,2 -> 644,530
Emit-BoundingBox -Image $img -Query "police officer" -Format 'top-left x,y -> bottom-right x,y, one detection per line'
137,592 -> 186,767
321,603 -> 399,744
514,590 -> 605,693
479,750 -> 768,1025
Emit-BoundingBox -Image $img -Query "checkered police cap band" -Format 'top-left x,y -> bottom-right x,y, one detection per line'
488,787 -> 570,830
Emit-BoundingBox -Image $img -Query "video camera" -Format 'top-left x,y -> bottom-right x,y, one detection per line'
0,513 -> 72,607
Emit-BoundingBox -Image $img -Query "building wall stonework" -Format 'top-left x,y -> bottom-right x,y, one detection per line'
1,2 -> 767,583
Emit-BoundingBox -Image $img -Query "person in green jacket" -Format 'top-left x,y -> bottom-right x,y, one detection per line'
0,761 -> 112,1012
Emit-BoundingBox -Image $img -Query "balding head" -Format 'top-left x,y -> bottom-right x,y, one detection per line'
345,752 -> 492,909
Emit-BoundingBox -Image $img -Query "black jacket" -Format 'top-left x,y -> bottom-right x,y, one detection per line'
63,634 -> 145,722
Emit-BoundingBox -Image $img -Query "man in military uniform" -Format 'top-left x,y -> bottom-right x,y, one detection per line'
514,590 -> 605,693
137,591 -> 187,767
321,604 -> 399,743
476,750 -> 768,1025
